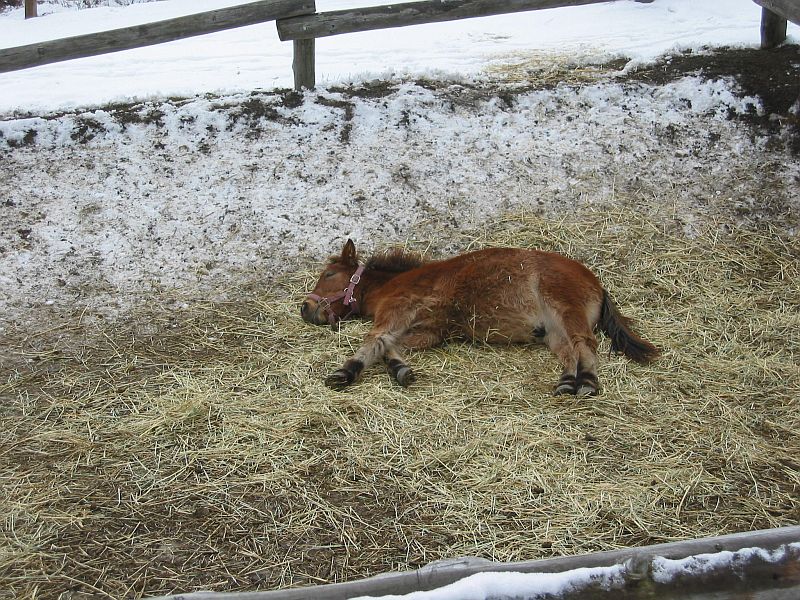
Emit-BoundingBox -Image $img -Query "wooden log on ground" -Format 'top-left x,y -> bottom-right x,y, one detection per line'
277,0 -> 609,41
146,526 -> 800,600
0,0 -> 316,73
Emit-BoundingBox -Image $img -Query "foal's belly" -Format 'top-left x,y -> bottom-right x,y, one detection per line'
455,310 -> 542,344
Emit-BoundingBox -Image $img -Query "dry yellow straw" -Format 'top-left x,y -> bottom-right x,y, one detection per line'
2,208 -> 798,598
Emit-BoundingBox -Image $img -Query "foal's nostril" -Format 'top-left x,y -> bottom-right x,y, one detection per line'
301,301 -> 310,317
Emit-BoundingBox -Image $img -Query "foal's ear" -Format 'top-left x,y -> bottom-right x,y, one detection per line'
341,239 -> 358,266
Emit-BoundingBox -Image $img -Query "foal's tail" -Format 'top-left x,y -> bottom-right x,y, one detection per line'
599,290 -> 660,364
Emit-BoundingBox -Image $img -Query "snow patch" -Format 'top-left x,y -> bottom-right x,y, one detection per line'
352,566 -> 626,600
651,544 -> 795,584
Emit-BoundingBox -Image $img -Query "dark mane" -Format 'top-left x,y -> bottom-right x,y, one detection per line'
366,248 -> 426,273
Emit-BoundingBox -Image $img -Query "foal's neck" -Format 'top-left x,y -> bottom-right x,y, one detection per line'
355,248 -> 426,318
356,267 -> 403,318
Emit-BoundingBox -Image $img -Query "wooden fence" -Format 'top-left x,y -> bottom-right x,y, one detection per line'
278,0 -> 610,88
5,0 -> 613,90
4,0 -> 799,91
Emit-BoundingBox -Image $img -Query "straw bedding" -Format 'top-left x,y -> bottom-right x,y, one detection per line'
2,206 -> 798,598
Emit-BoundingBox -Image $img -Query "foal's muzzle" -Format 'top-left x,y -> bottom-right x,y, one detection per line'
300,299 -> 330,326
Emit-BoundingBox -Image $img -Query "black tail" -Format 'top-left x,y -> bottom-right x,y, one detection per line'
599,290 -> 660,364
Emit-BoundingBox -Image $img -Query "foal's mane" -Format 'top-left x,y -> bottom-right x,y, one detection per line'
365,248 -> 426,273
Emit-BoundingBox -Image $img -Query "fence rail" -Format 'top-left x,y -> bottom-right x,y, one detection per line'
277,0 -> 608,41
281,0 -> 611,87
1,0 -> 315,73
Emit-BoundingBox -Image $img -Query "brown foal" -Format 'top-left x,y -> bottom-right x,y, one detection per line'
302,240 -> 659,396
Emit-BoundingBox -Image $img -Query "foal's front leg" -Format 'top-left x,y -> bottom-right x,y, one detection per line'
383,345 -> 415,387
325,330 -> 409,389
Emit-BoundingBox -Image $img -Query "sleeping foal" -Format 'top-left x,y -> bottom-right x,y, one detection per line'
302,240 -> 659,396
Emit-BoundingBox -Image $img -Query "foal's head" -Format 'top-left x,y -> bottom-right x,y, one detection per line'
301,239 -> 362,326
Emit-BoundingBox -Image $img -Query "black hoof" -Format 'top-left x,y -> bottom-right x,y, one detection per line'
554,374 -> 577,396
387,359 -> 415,387
325,370 -> 352,390
395,366 -> 415,387
576,371 -> 599,397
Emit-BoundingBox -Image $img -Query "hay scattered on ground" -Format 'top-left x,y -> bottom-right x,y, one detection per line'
483,50 -> 625,86
1,208 -> 799,598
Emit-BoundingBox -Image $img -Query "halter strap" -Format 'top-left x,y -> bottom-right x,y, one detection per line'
307,265 -> 365,325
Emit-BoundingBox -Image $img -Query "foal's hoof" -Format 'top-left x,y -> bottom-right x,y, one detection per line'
325,370 -> 353,390
394,366 -> 415,387
554,374 -> 577,396
576,372 -> 600,397
387,359 -> 415,387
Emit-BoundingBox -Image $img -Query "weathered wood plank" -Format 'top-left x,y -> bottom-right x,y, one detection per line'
761,7 -> 789,48
292,38 -> 315,89
0,0 -> 316,73
753,0 -> 800,25
146,526 -> 800,600
277,0 -> 610,41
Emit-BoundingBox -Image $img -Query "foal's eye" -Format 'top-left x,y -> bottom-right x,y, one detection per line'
324,270 -> 336,278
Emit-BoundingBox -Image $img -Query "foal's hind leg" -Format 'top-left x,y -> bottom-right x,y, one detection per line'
547,333 -> 579,395
575,341 -> 600,396
546,313 -> 600,397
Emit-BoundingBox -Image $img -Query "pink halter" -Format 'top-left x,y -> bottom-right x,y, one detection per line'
306,265 -> 365,325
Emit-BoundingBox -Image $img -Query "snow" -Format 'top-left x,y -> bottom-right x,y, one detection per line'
650,545 -> 792,584
0,0 -> 796,113
352,566 -> 626,600
1,1 -> 799,330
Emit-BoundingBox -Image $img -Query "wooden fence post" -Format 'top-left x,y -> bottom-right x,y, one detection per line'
292,38 -> 315,90
760,7 -> 787,48
24,0 -> 37,19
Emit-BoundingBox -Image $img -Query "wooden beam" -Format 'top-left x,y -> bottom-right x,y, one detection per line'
761,7 -> 788,48
0,0 -> 316,74
277,0 -> 609,41
292,38 -> 315,90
